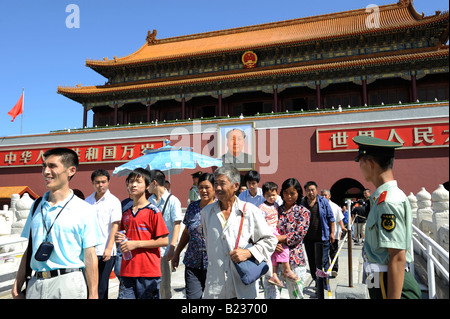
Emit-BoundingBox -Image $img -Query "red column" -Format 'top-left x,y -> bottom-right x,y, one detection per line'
218,94 -> 223,117
362,80 -> 368,106
181,97 -> 186,120
83,106 -> 88,128
273,88 -> 278,113
316,85 -> 321,109
146,101 -> 151,123
114,104 -> 118,125
411,75 -> 418,102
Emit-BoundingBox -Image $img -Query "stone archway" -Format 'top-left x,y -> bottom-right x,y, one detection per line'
330,178 -> 366,207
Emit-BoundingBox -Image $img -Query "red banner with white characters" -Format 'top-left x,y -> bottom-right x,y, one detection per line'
316,121 -> 449,153
0,140 -> 164,168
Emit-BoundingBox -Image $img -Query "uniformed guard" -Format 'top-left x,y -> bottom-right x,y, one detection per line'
353,136 -> 421,299
188,171 -> 202,204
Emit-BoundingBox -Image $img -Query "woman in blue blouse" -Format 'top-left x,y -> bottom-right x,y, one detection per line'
172,173 -> 215,299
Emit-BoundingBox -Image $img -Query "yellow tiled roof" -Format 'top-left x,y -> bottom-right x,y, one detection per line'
85,0 -> 448,67
0,186 -> 39,199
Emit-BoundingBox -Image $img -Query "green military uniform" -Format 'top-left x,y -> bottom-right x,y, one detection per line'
188,185 -> 200,202
188,171 -> 202,204
353,136 -> 421,299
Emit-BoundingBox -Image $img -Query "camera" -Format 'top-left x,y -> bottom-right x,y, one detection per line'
35,241 -> 54,262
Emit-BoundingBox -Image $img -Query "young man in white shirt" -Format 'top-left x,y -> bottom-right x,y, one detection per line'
238,170 -> 282,207
85,169 -> 122,299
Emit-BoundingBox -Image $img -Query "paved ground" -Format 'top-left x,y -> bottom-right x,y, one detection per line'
108,239 -> 364,300
1,240 -> 364,300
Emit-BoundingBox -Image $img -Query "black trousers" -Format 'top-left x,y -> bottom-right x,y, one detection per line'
97,255 -> 115,299
368,271 -> 421,299
304,240 -> 330,281
329,239 -> 339,272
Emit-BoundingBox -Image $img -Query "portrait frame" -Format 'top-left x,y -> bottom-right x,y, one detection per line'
217,122 -> 255,171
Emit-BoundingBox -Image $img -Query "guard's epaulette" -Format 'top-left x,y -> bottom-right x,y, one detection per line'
377,191 -> 388,205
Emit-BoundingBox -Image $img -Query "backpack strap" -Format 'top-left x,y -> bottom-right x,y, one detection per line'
161,194 -> 172,216
24,197 -> 42,286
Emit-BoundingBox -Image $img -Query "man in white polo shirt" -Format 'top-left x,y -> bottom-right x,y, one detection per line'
85,169 -> 122,299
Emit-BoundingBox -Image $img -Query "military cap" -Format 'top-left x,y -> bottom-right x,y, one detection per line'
353,136 -> 403,162
191,171 -> 203,178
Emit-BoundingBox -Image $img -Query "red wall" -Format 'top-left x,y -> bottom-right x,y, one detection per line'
1,119 -> 448,207
268,125 -> 448,197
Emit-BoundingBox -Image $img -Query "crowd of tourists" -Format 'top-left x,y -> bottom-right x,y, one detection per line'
12,135 -> 421,300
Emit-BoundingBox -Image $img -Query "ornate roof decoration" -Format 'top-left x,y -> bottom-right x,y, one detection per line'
58,47 -> 449,97
146,30 -> 159,45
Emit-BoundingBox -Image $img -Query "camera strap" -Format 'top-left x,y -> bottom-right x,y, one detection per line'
161,194 -> 172,216
40,193 -> 74,241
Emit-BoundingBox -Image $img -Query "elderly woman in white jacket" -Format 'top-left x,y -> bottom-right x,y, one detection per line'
201,165 -> 277,299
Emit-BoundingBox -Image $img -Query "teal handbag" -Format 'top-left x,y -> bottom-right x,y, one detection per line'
234,204 -> 269,285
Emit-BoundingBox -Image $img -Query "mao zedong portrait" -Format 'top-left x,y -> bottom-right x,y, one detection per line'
221,127 -> 253,170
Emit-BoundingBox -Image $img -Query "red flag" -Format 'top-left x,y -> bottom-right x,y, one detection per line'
7,92 -> 24,122
377,191 -> 388,205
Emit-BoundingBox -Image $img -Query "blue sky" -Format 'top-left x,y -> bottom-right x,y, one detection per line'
0,0 -> 448,137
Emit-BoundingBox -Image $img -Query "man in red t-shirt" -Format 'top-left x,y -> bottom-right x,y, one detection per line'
115,168 -> 169,299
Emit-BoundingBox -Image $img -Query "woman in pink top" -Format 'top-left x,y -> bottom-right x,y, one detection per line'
263,178 -> 311,299
259,182 -> 300,288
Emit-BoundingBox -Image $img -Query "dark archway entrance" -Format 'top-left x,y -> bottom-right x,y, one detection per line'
330,178 -> 366,207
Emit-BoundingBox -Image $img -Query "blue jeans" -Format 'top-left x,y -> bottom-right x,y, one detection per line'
118,277 -> 161,299
114,247 -> 122,278
185,266 -> 207,299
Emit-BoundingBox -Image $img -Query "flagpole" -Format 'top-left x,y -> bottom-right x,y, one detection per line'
20,88 -> 24,135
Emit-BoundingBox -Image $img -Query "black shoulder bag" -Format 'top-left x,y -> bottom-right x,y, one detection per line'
22,197 -> 42,294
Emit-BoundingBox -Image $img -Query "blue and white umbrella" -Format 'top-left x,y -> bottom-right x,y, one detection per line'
112,142 -> 222,180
